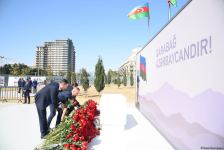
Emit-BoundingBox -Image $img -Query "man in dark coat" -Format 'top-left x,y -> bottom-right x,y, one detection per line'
21,78 -> 26,88
32,79 -> 38,93
20,78 -> 26,96
35,79 -> 69,139
55,87 -> 80,127
28,77 -> 32,92
23,79 -> 32,104
55,90 -> 72,127
54,83 -> 78,126
18,78 -> 22,93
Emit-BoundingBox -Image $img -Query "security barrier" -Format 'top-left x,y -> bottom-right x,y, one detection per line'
0,87 -> 23,103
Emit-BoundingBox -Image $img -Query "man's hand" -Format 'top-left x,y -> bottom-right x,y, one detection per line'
72,99 -> 80,107
61,108 -> 68,121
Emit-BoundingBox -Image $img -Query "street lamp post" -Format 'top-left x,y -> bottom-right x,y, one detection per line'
37,50 -> 44,76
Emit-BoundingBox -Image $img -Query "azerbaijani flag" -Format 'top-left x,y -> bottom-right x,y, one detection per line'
169,0 -> 177,7
140,55 -> 147,81
128,3 -> 149,20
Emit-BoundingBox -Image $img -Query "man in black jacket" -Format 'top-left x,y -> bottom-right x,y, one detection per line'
23,78 -> 32,104
35,79 -> 69,139
55,90 -> 72,127
55,87 -> 80,127
18,78 -> 22,93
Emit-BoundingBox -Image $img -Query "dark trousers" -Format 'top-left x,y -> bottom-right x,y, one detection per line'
35,104 -> 48,138
55,108 -> 63,127
18,87 -> 21,93
35,103 -> 56,138
24,91 -> 30,104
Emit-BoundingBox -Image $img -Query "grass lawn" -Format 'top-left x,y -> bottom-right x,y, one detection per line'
77,84 -> 136,105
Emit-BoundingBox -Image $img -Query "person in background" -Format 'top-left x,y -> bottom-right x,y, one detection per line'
21,78 -> 26,96
28,77 -> 32,92
23,78 -> 32,104
43,80 -> 47,87
21,78 -> 26,88
32,79 -> 38,93
35,79 -> 69,139
18,78 -> 22,93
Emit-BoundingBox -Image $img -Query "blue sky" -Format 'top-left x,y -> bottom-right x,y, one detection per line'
0,0 -> 188,72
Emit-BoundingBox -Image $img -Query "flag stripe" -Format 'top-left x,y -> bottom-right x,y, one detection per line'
140,64 -> 146,73
128,12 -> 149,20
128,3 -> 150,20
128,6 -> 149,17
140,55 -> 147,81
169,0 -> 177,6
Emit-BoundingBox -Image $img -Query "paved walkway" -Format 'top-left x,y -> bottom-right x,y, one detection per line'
0,103 -> 173,150
89,106 -> 174,150
0,104 -> 55,150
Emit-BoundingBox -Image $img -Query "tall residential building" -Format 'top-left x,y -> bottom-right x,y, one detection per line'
35,39 -> 75,75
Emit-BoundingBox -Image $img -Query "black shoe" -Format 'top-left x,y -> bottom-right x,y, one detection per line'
41,135 -> 46,139
41,130 -> 50,139
41,133 -> 47,139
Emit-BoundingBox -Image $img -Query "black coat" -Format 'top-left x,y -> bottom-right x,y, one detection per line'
65,85 -> 73,92
35,82 -> 59,109
18,79 -> 22,87
21,80 -> 26,87
23,81 -> 31,92
58,90 -> 72,104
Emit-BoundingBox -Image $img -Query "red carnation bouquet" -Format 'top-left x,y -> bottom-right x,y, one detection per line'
40,100 -> 100,150
62,100 -> 100,150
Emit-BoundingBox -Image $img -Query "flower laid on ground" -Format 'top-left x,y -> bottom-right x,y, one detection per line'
41,100 -> 100,150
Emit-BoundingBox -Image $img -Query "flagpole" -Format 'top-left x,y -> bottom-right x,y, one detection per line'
148,15 -> 150,35
168,0 -> 171,21
147,2 -> 150,35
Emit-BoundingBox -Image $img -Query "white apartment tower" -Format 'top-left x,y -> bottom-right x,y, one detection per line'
36,39 -> 75,75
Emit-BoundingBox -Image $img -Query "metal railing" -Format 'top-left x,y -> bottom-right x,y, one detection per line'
0,87 -> 23,103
